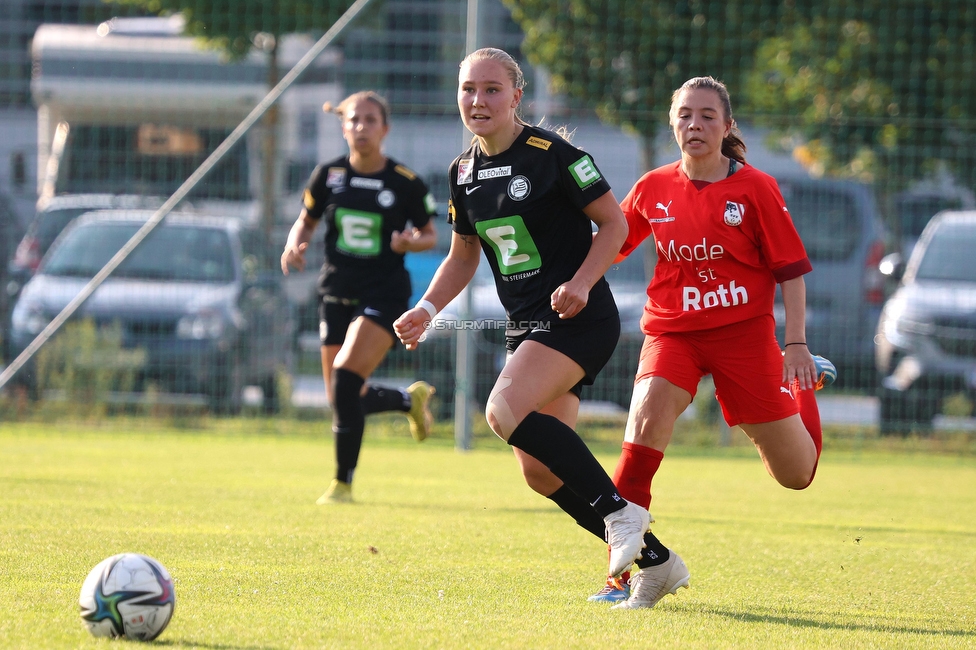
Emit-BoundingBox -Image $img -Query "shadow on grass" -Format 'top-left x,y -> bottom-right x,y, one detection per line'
695,605 -> 976,638
155,640 -> 277,650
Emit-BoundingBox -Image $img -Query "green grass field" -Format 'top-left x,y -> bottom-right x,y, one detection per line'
1,416 -> 975,649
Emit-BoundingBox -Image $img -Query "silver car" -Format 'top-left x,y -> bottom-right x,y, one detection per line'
875,211 -> 976,434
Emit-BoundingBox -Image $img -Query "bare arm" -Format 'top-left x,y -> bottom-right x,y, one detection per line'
391,220 -> 437,254
394,231 -> 482,350
550,191 -> 629,319
780,276 -> 818,390
280,211 -> 317,275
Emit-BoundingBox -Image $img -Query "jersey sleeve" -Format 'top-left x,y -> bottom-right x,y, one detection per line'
752,173 -> 812,282
618,174 -> 655,259
555,140 -> 612,211
406,176 -> 436,229
302,164 -> 331,221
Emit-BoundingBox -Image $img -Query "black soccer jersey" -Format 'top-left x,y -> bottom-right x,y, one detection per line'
303,156 -> 437,301
448,125 -> 616,324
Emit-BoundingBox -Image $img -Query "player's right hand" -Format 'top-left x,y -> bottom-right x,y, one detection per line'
394,307 -> 431,351
280,242 -> 308,275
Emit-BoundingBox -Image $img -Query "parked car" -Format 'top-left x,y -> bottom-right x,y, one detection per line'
874,210 -> 976,435
0,193 -> 27,361
4,195 -> 168,360
772,177 -> 889,385
8,210 -> 293,412
890,182 -> 976,260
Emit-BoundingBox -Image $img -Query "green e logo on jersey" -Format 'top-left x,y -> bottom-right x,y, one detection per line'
476,215 -> 541,275
569,155 -> 602,189
336,208 -> 382,256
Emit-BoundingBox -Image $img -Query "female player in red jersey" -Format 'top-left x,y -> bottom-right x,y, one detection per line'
592,76 -> 837,609
281,91 -> 438,505
394,48 -> 649,579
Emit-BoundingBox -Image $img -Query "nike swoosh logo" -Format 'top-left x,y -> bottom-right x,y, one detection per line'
590,495 -> 602,507
465,185 -> 482,195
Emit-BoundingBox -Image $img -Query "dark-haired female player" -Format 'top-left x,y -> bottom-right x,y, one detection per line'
394,48 -> 649,579
281,91 -> 438,505
596,76 -> 836,609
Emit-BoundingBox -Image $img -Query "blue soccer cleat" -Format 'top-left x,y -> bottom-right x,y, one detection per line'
812,355 -> 837,390
588,574 -> 631,603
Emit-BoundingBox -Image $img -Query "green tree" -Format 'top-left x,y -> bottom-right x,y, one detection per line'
113,0 -> 360,235
745,1 -> 976,192
503,0 -> 781,170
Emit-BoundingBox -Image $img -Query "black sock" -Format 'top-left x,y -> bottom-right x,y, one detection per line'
635,530 -> 671,568
361,384 -> 411,415
332,368 -> 365,484
547,484 -> 607,541
507,412 -> 626,519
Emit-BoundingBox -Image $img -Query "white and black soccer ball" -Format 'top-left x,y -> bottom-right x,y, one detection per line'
79,553 -> 175,641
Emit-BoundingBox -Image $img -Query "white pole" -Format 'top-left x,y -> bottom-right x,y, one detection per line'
453,0 -> 480,451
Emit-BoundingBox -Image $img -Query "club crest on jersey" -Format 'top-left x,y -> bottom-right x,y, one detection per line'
457,158 -> 474,185
377,189 -> 396,208
508,175 -> 531,201
326,167 -> 346,188
724,201 -> 745,226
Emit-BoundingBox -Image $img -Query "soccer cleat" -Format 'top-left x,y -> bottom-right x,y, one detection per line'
812,354 -> 837,390
405,381 -> 435,442
611,551 -> 690,610
587,573 -> 631,603
604,502 -> 650,577
316,479 -> 352,505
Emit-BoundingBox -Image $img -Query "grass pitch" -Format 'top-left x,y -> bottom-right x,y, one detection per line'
1,417 -> 974,649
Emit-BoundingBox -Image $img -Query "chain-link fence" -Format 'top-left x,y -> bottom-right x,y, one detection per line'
1,0 -> 974,437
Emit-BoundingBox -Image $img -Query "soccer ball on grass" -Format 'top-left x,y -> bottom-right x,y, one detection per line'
79,553 -> 175,641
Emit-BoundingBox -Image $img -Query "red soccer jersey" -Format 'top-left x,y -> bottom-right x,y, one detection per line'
620,161 -> 812,334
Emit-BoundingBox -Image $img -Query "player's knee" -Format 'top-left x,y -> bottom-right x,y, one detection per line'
485,376 -> 519,440
781,465 -> 817,490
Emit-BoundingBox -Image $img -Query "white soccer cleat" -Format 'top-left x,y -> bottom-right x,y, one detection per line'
604,502 -> 650,577
611,551 -> 690,610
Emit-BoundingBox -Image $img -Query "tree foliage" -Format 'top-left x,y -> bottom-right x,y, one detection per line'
112,0 -> 358,58
746,1 -> 976,189
505,1 -> 976,190
503,1 -> 781,149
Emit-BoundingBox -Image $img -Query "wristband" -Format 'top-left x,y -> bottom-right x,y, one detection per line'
416,299 -> 438,320
784,342 -> 807,347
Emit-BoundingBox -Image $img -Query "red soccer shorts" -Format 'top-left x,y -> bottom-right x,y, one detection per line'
636,314 -> 798,427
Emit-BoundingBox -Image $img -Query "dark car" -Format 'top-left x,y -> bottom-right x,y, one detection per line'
0,193 -> 27,360
875,210 -> 976,435
8,210 -> 293,412
773,177 -> 889,385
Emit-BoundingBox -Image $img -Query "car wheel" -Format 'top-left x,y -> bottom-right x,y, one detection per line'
259,374 -> 279,414
209,355 -> 243,415
879,388 -> 935,436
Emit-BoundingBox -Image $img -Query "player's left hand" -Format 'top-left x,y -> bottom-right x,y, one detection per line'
783,344 -> 817,391
550,279 -> 588,319
390,228 -> 421,254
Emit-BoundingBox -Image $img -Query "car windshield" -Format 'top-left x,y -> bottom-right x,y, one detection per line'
915,222 -> 976,282
778,182 -> 860,261
43,222 -> 235,283
31,207 -> 92,253
897,196 -> 966,238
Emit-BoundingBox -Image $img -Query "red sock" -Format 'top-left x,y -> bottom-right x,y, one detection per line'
793,383 -> 822,486
611,442 -> 664,510
793,385 -> 822,459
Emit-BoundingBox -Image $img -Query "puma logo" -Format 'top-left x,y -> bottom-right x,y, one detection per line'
656,201 -> 672,218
